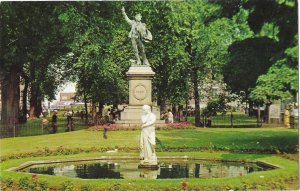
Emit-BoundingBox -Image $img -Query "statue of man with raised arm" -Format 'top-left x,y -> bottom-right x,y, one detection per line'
121,7 -> 152,66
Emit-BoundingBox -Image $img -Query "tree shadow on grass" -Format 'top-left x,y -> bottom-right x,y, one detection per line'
220,153 -> 270,161
159,130 -> 298,154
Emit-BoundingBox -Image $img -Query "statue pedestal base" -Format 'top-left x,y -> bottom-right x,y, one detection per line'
116,65 -> 165,127
138,164 -> 159,170
116,105 -> 165,127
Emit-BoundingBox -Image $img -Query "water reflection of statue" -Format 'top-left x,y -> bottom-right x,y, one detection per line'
140,170 -> 158,179
140,105 -> 157,166
121,7 -> 152,65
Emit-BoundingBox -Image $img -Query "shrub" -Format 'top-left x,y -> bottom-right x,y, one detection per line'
61,180 -> 75,191
81,184 -> 92,191
37,179 -> 49,191
19,177 -> 30,189
2,177 -> 14,188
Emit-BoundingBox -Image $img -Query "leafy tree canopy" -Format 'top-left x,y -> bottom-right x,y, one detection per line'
223,37 -> 280,95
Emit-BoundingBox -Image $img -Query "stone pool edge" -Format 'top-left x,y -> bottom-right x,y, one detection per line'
6,155 -> 278,172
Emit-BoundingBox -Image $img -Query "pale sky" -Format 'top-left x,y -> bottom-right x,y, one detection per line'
60,82 -> 76,93
53,82 -> 76,102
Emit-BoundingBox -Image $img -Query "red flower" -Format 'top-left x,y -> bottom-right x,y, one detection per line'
181,179 -> 187,189
32,174 -> 37,179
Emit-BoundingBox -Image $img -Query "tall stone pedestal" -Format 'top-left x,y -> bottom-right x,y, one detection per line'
116,66 -> 164,127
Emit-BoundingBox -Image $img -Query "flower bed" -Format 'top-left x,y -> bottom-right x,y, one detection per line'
87,121 -> 195,131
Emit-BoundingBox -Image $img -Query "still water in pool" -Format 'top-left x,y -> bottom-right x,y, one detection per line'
21,159 -> 273,179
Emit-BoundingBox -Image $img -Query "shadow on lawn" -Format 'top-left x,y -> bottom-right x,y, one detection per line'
159,129 -> 298,154
220,153 -> 270,160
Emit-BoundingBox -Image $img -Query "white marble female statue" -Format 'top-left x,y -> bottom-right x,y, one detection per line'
121,7 -> 152,66
140,105 -> 157,166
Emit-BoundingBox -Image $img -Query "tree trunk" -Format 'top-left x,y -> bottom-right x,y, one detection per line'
29,82 -> 41,118
159,96 -> 167,113
172,104 -> 176,122
91,102 -> 96,125
265,104 -> 270,124
178,105 -> 184,122
192,69 -> 201,127
1,71 -> 20,136
185,98 -> 188,121
248,101 -> 254,116
21,77 -> 29,122
257,105 -> 261,127
36,96 -> 42,117
83,90 -> 88,123
99,102 -> 104,117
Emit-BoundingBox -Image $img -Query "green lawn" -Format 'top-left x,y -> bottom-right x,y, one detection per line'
0,128 -> 298,190
1,128 -> 297,157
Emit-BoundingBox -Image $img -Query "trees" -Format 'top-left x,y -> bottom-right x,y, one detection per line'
134,1 -> 190,112
250,36 -> 298,104
222,0 -> 298,111
1,2 -> 27,127
223,37 -> 280,96
167,1 -> 221,126
1,2 -> 73,128
8,2 -> 69,118
1,1 -> 296,129
248,0 -> 298,105
168,1 -> 252,126
58,2 -> 130,123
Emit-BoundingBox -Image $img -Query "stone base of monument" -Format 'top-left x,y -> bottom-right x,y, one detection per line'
116,105 -> 165,127
116,65 -> 166,127
138,164 -> 159,170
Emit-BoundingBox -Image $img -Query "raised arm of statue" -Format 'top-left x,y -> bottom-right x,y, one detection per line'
121,7 -> 132,25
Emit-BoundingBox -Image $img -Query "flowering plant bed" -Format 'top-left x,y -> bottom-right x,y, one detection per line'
87,121 -> 195,131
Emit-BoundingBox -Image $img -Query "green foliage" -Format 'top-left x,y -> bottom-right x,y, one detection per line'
2,177 -> 14,187
18,176 -> 49,191
61,180 -> 74,191
202,94 -> 231,117
58,2 -> 129,106
259,22 -> 280,41
1,1 -> 297,124
210,0 -> 244,18
244,0 -> 297,48
19,177 -> 30,189
81,184 -> 93,191
250,59 -> 298,103
223,37 -> 280,95
250,34 -> 298,103
221,0 -> 298,106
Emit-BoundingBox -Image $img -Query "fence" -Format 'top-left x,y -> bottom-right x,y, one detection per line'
0,117 -> 88,138
203,114 -> 258,128
191,114 -> 298,128
1,114 -> 297,138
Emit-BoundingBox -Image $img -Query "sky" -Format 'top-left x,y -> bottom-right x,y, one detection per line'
51,82 -> 76,104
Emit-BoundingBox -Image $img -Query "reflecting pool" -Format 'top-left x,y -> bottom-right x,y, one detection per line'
20,159 -> 274,179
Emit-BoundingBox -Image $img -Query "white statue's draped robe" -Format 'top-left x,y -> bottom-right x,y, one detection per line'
140,112 -> 157,165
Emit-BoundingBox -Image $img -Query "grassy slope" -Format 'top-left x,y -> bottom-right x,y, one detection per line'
0,128 -> 298,157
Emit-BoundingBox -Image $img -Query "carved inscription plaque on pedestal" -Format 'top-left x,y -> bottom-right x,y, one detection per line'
133,84 -> 147,100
